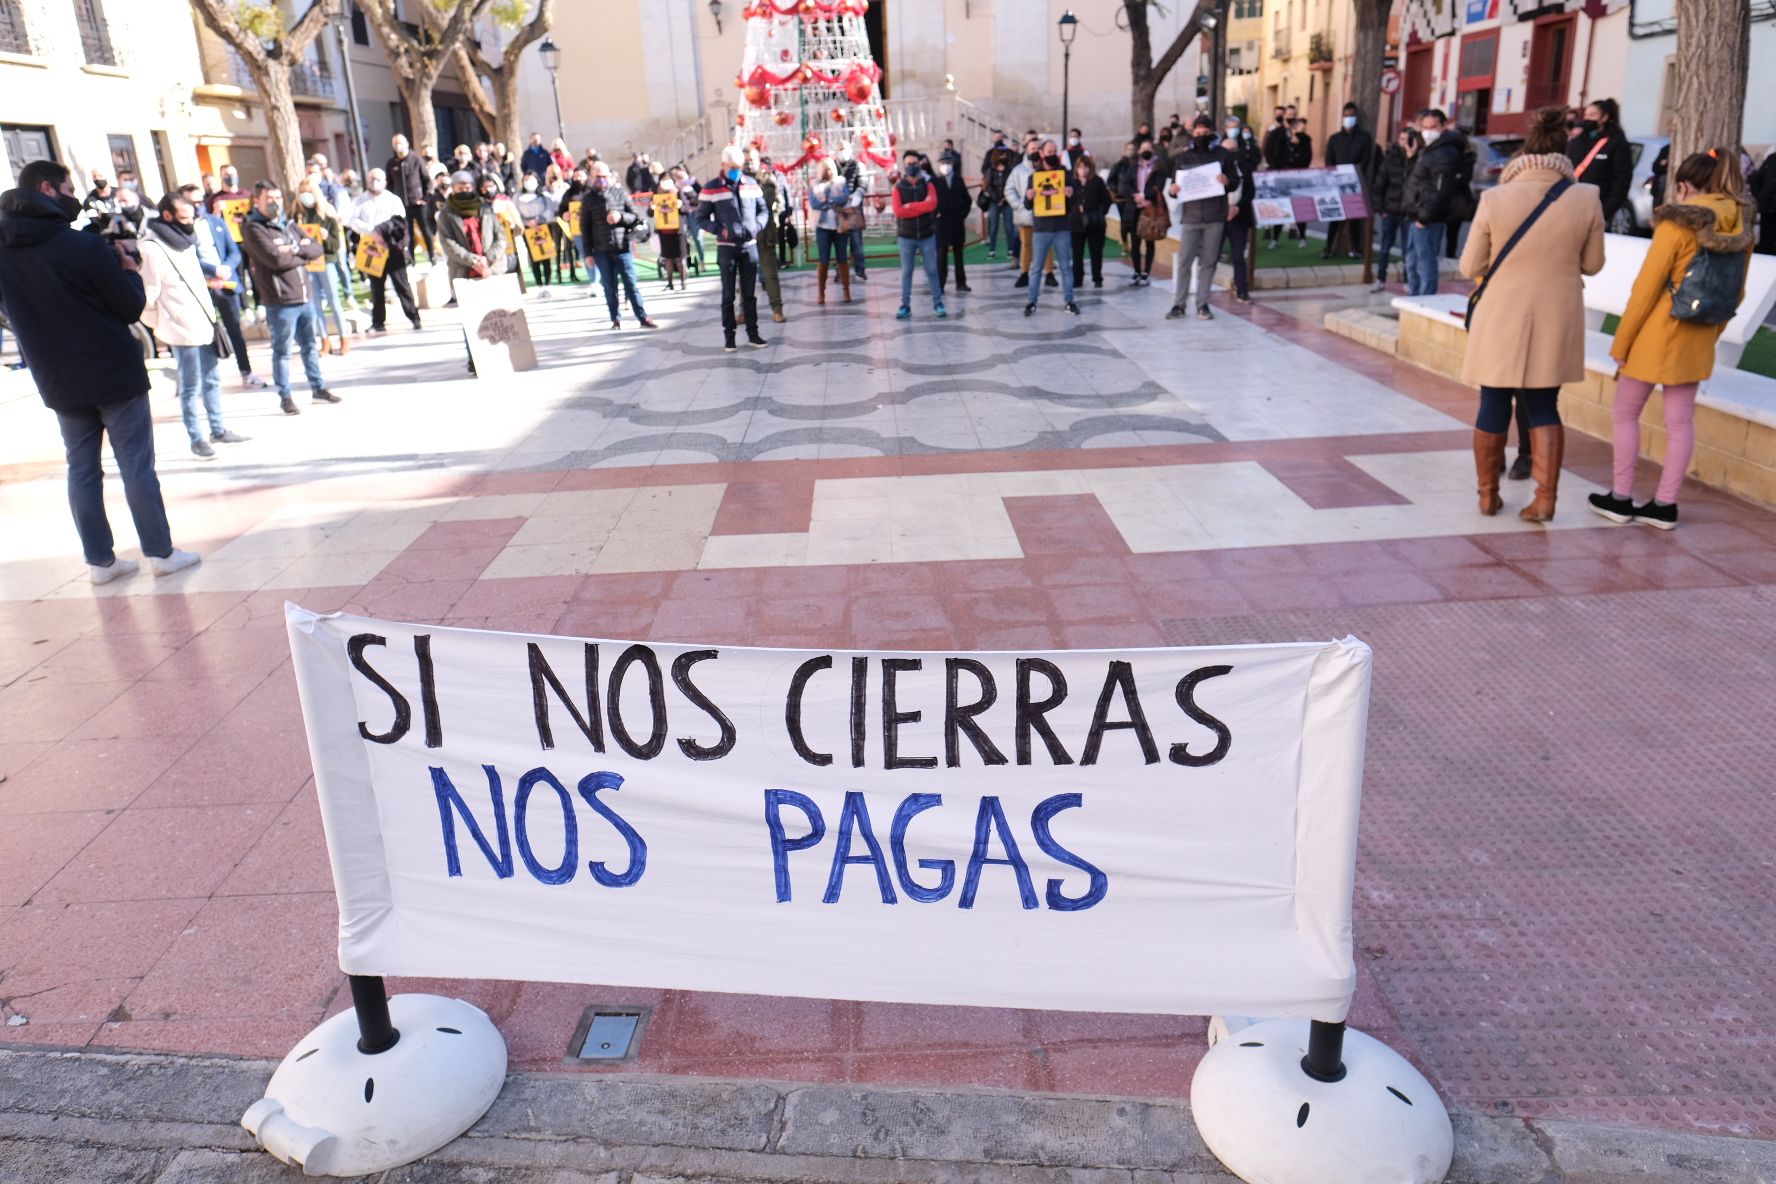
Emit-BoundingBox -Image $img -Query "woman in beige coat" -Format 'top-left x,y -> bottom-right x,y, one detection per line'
1459,107 -> 1606,521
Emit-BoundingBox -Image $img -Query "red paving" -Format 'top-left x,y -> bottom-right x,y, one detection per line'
4,304 -> 1776,1141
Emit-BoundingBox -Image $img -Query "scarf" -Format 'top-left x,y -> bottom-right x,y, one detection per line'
447,191 -> 482,217
1501,153 -> 1575,185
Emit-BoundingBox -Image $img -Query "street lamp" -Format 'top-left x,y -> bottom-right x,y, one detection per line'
709,0 -> 724,35
539,35 -> 564,143
1058,10 -> 1077,152
331,4 -> 367,175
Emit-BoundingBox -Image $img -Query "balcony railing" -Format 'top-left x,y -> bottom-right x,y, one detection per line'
1308,31 -> 1333,64
228,51 -> 337,99
1270,26 -> 1291,59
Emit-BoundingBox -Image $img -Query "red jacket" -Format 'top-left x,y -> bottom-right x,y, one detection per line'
891,178 -> 938,239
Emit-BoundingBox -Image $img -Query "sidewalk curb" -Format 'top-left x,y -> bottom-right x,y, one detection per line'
2,1048 -> 1774,1182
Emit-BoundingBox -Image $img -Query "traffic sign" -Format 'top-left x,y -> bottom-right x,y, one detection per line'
1380,69 -> 1402,94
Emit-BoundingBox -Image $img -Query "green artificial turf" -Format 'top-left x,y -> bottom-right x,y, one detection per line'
1598,314 -> 1775,380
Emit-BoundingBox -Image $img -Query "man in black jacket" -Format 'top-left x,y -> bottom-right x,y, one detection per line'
932,154 -> 972,295
697,145 -> 770,350
580,161 -> 658,330
1262,105 -> 1296,171
387,133 -> 434,262
981,133 -> 1015,261
1323,102 -> 1377,258
241,181 -> 338,413
0,160 -> 200,582
1400,109 -> 1471,295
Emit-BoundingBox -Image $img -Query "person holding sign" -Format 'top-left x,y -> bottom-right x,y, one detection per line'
294,177 -> 350,354
890,150 -> 946,321
348,169 -> 422,335
651,187 -> 689,291
1165,116 -> 1238,322
1022,141 -> 1078,315
436,170 -> 511,373
515,173 -> 556,289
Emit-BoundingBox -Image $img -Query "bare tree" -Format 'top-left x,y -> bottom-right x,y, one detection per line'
1671,0 -> 1750,166
451,0 -> 556,151
189,0 -> 337,189
1122,0 -> 1219,133
357,0 -> 493,162
1347,0 -> 1391,138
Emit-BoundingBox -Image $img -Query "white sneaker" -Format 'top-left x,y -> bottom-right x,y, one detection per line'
88,557 -> 139,585
149,549 -> 202,577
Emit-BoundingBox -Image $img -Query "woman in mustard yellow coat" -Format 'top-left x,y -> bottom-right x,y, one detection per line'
1591,150 -> 1755,530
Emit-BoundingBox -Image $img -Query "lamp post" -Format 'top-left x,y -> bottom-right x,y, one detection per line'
331,6 -> 367,175
1057,10 -> 1077,149
709,0 -> 724,35
539,35 -> 564,143
1198,6 -> 1224,122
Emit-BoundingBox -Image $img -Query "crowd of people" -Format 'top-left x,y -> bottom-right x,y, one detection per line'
0,100 -> 1766,582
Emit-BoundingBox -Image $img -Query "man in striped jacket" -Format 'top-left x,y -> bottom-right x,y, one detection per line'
696,146 -> 770,351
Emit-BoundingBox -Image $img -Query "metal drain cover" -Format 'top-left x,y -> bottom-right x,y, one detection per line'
570,1008 -> 646,1061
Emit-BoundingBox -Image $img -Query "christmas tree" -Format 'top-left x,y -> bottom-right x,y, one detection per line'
732,0 -> 893,196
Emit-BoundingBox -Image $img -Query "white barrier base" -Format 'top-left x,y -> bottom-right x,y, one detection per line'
1191,1017 -> 1453,1184
241,994 -> 506,1177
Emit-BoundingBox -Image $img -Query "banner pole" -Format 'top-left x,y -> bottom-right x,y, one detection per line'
349,975 -> 401,1054
1301,1019 -> 1346,1081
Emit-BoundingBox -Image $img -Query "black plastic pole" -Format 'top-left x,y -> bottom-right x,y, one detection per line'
350,974 -> 400,1054
1301,1019 -> 1346,1082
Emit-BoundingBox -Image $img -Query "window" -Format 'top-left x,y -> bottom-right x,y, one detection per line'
0,0 -> 30,55
1459,34 -> 1496,79
74,0 -> 115,66
108,134 -> 138,183
2,125 -> 56,187
151,129 -> 175,198
351,3 -> 369,45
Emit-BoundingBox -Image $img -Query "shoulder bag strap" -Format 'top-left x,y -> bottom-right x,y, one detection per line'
1573,138 -> 1606,180
1466,179 -> 1572,328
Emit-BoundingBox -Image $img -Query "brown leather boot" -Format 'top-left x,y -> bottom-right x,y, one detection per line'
1519,424 -> 1565,523
840,267 -> 852,304
817,262 -> 828,305
1473,430 -> 1506,516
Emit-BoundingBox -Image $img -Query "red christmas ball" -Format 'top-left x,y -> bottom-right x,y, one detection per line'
775,110 -> 795,126
830,109 -> 847,123
744,83 -> 771,108
845,74 -> 874,105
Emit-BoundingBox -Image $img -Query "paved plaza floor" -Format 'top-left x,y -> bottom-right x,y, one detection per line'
2,257 -> 1774,1145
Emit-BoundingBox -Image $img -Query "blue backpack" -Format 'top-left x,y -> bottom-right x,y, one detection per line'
1667,206 -> 1750,326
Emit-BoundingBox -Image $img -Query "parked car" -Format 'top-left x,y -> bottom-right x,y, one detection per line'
1468,135 -> 1524,202
1624,136 -> 1670,236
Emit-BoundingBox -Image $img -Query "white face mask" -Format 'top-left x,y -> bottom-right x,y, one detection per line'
523,178 -> 538,192
1421,127 -> 1442,144
1342,115 -> 1357,130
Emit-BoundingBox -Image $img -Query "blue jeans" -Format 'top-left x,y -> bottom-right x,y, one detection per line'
985,202 -> 1012,255
815,225 -> 851,267
308,262 -> 345,337
850,226 -> 866,274
264,302 -> 325,400
174,343 -> 224,445
594,250 -> 648,321
1027,229 -> 1075,305
1406,222 -> 1445,296
55,394 -> 173,565
1375,213 -> 1407,282
898,235 -> 942,309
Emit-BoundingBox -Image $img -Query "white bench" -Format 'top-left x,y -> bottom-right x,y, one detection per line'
1388,232 -> 1776,505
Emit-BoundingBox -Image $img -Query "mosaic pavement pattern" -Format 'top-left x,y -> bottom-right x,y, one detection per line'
2,259 -> 1775,1139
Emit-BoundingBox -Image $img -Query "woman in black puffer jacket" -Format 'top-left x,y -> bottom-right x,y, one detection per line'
1566,98 -> 1635,230
1068,156 -> 1113,288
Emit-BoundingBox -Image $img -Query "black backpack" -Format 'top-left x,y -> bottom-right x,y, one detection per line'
1669,242 -> 1747,326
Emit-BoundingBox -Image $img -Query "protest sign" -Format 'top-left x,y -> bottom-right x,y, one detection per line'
354,234 -> 389,278
296,223 -> 328,272
523,225 -> 556,262
287,609 -> 1372,1021
1251,165 -> 1370,228
450,273 -> 536,374
652,191 -> 681,232
1173,162 -> 1227,204
216,197 -> 250,242
1032,169 -> 1067,218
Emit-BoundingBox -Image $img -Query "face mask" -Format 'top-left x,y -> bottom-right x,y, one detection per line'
1581,119 -> 1599,133
299,192 -> 317,207
593,176 -> 608,188
1028,152 -> 1042,164
172,219 -> 195,236
1043,155 -> 1061,169
1140,150 -> 1154,160
937,164 -> 950,176
904,165 -> 921,180
56,192 -> 82,220
1069,136 -> 1080,146
726,168 -> 741,181
1343,115 -> 1357,129
1226,125 -> 1240,137
1420,128 -> 1442,144
222,175 -> 238,189
263,201 -> 282,219
368,177 -> 385,193
122,180 -> 138,192
523,178 -> 538,192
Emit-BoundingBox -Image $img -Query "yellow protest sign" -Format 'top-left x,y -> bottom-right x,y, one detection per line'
566,198 -> 581,226
523,225 -> 556,262
296,222 -> 327,272
1032,170 -> 1067,219
354,233 -> 389,279
651,191 -> 680,232
216,198 -> 250,242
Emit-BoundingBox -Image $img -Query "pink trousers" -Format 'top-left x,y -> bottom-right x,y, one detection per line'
1612,376 -> 1698,505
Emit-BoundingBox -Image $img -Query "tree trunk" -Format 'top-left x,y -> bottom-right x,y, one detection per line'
1671,0 -> 1750,167
1133,74 -> 1160,133
257,66 -> 307,191
401,75 -> 443,162
493,69 -> 524,152
1348,0 -> 1390,138
1129,6 -> 1156,132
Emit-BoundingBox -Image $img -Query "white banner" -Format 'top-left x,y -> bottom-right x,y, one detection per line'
287,606 -> 1372,1021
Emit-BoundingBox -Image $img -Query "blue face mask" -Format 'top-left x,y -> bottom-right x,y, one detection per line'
726,168 -> 741,182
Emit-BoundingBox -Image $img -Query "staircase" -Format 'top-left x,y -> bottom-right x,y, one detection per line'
648,94 -> 1003,186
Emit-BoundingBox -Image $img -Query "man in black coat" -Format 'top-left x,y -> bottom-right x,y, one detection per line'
0,160 -> 199,582
386,133 -> 434,262
1262,105 -> 1297,170
932,154 -> 972,295
1400,109 -> 1472,295
1323,102 -> 1377,258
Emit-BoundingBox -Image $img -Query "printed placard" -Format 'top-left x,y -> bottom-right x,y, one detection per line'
296,222 -> 328,272
216,198 -> 251,242
287,609 -> 1373,1022
354,233 -> 389,278
1032,169 -> 1068,218
1251,166 -> 1371,227
523,225 -> 557,262
1173,162 -> 1227,204
652,191 -> 681,232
